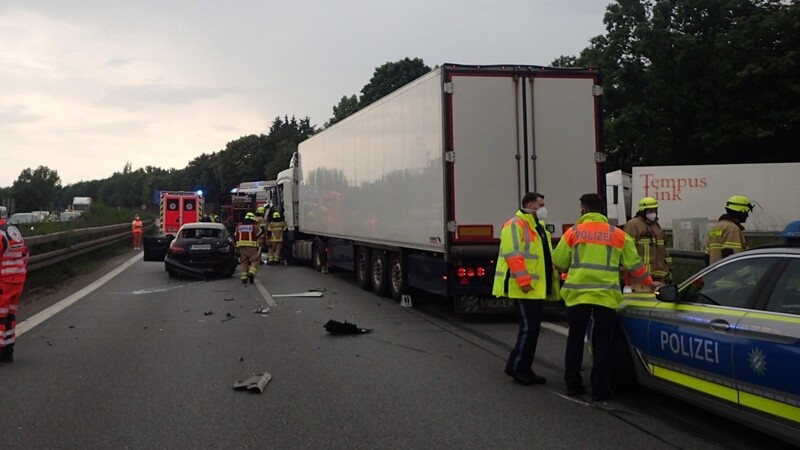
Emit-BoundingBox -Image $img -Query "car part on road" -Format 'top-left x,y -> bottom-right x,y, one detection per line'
233,372 -> 272,393
272,291 -> 324,298
323,319 -> 372,335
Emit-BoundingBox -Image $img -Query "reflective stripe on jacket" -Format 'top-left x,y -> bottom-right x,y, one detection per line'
623,215 -> 672,278
235,223 -> 259,247
705,217 -> 746,265
552,212 -> 651,309
0,223 -> 29,283
492,210 -> 560,301
268,221 -> 287,242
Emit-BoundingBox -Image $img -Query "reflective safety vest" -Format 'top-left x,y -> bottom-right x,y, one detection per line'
132,219 -> 143,233
235,222 -> 259,247
0,222 -> 29,284
268,221 -> 287,243
553,212 -> 652,309
623,215 -> 672,279
492,210 -> 560,301
705,216 -> 747,265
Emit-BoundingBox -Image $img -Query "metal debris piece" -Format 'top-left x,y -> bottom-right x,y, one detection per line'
203,311 -> 214,316
252,306 -> 270,315
223,298 -> 235,302
222,313 -> 235,322
233,372 -> 272,393
309,288 -> 327,293
272,292 -> 324,298
323,319 -> 372,335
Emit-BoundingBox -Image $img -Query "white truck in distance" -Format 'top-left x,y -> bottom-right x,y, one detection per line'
606,163 -> 800,233
72,196 -> 92,212
277,64 -> 604,312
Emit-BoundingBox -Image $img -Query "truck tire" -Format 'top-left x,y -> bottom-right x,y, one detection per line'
388,252 -> 406,302
370,250 -> 390,297
312,241 -> 324,272
355,247 -> 371,291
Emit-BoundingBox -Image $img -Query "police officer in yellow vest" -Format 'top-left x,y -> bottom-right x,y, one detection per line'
553,193 -> 653,401
493,192 -> 561,385
623,197 -> 672,287
705,195 -> 754,266
235,212 -> 261,284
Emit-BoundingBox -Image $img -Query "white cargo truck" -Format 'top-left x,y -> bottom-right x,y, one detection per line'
278,64 -> 604,312
607,163 -> 800,232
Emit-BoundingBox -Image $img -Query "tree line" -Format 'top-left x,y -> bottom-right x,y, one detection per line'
3,1 -> 798,213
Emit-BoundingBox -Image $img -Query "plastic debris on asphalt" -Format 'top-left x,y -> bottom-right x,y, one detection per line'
323,319 -> 372,335
233,372 -> 272,393
252,306 -> 270,315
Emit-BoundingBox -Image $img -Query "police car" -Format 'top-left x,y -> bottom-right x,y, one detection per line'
613,245 -> 800,446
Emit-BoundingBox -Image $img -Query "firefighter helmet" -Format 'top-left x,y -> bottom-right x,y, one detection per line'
272,211 -> 281,219
726,195 -> 754,213
245,212 -> 256,220
256,206 -> 265,215
638,197 -> 659,211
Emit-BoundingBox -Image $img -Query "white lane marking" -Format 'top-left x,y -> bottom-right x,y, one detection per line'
131,281 -> 201,295
542,321 -> 569,337
255,279 -> 277,307
17,253 -> 142,336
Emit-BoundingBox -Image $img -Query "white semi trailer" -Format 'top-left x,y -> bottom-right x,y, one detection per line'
278,64 -> 604,312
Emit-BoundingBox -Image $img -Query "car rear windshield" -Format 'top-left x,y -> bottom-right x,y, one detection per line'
180,228 -> 222,239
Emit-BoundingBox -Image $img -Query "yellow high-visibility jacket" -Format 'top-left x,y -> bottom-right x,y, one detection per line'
492,211 -> 560,301
553,213 -> 652,309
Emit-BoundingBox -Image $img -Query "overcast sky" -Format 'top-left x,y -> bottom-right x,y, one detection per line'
0,0 -> 610,188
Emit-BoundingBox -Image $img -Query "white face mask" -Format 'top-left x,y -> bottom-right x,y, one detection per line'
646,212 -> 658,222
536,207 -> 548,220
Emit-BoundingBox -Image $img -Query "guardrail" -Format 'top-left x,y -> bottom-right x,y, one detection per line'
26,221 -> 153,272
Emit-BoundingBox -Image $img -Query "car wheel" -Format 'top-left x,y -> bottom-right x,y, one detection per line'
370,250 -> 389,297
355,247 -> 371,290
167,270 -> 178,279
610,329 -> 638,393
388,252 -> 406,302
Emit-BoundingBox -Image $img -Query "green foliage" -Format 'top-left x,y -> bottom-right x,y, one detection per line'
325,57 -> 432,127
10,166 -> 62,212
566,0 -> 800,171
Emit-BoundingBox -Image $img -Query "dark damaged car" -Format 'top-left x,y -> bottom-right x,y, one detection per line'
143,222 -> 238,279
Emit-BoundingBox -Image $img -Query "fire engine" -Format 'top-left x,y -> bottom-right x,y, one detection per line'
159,191 -> 204,235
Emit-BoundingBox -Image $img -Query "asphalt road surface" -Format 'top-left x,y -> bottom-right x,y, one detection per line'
1,253 -> 788,449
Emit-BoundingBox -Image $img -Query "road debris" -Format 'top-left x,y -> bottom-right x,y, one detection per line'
222,313 -> 235,322
223,298 -> 235,302
252,306 -> 270,315
323,319 -> 372,335
272,291 -> 324,298
203,311 -> 214,316
233,372 -> 272,393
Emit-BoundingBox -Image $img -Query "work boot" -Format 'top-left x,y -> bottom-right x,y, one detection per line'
248,274 -> 255,284
1,348 -> 14,363
241,277 -> 248,285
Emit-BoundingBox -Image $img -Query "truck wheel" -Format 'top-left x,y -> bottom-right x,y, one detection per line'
370,250 -> 389,297
388,252 -> 406,302
355,247 -> 371,290
312,241 -> 324,272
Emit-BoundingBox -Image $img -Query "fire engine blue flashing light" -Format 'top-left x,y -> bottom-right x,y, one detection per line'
780,220 -> 800,241
196,190 -> 204,196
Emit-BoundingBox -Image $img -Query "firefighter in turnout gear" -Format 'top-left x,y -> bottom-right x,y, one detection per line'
0,216 -> 29,363
267,211 -> 287,265
493,192 -> 561,386
235,212 -> 262,284
255,206 -> 268,265
553,193 -> 654,401
705,195 -> 754,266
623,197 -> 672,288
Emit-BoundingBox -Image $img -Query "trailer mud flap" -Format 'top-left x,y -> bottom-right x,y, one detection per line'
454,295 -> 515,314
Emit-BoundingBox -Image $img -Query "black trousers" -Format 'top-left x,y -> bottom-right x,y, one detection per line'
564,304 -> 616,396
506,300 -> 543,374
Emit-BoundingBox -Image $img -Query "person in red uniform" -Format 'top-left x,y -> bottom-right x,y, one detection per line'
132,215 -> 144,250
0,216 -> 29,363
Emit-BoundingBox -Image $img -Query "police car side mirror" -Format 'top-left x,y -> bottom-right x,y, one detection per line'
655,284 -> 679,302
